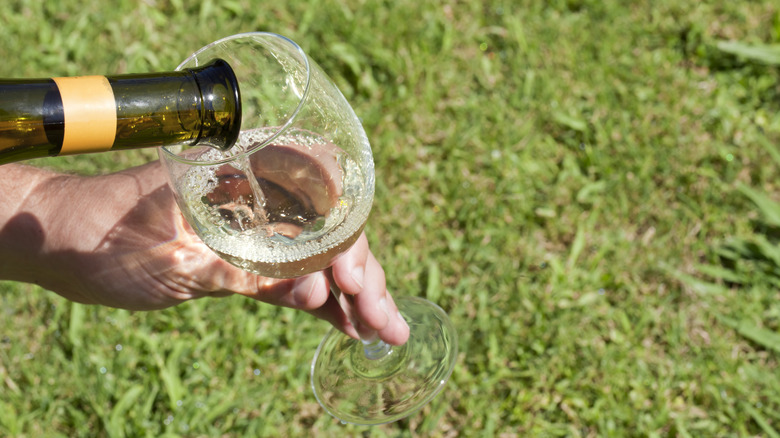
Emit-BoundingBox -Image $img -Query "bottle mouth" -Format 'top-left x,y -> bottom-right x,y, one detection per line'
160,32 -> 311,166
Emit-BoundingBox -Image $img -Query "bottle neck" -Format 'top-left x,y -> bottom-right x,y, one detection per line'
107,59 -> 242,152
0,59 -> 241,164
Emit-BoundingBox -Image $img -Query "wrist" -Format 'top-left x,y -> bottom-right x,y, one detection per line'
0,165 -> 66,284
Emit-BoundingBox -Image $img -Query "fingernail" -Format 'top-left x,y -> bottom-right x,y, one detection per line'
378,298 -> 390,318
351,266 -> 365,289
377,298 -> 391,327
397,311 -> 409,331
293,275 -> 320,306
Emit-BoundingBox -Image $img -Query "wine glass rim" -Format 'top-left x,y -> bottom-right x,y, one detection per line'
159,31 -> 311,166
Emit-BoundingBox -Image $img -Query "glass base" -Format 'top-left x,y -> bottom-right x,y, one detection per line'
310,296 -> 458,425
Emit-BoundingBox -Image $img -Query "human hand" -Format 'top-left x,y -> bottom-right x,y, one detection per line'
0,162 -> 409,345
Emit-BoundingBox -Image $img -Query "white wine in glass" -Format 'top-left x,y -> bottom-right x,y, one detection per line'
159,32 -> 457,426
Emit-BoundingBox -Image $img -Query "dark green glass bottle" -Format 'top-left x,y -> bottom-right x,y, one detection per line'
0,58 -> 241,165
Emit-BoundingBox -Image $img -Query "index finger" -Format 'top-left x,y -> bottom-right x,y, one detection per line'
330,232 -> 370,295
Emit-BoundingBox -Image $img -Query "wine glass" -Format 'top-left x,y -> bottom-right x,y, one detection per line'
158,32 -> 457,425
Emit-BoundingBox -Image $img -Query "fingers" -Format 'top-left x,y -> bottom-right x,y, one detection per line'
354,262 -> 410,345
239,271 -> 361,340
303,292 -> 360,340
364,289 -> 410,346
238,272 -> 332,311
225,230 -> 409,346
336,245 -> 411,346
330,233 -> 370,295
349,251 -> 389,330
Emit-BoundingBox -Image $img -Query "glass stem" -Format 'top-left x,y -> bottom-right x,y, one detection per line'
327,270 -> 392,360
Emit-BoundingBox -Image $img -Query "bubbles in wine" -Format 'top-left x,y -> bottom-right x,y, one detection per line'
176,128 -> 372,277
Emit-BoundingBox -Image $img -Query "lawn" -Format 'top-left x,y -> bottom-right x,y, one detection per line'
1,0 -> 780,436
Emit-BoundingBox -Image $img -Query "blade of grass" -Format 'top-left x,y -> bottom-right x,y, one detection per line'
426,261 -> 442,303
160,343 -> 187,411
756,134 -> 780,168
737,184 -> 780,227
695,263 -> 746,284
660,263 -> 730,295
742,402 -> 780,438
716,41 -> 780,65
68,303 -> 85,348
717,315 -> 780,354
107,385 -> 145,437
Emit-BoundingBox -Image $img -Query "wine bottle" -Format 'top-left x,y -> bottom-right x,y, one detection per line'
0,58 -> 241,165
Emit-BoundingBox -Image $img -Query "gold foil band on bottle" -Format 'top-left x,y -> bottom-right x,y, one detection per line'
52,76 -> 117,155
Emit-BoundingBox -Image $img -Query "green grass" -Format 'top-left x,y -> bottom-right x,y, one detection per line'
2,0 -> 780,436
